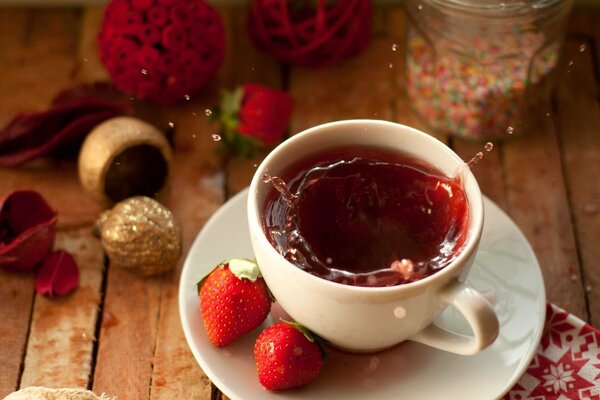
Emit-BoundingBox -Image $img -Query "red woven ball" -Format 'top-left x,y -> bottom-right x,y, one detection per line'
98,0 -> 226,104
247,0 -> 372,68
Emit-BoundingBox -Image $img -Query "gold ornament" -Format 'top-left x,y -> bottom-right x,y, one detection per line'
95,196 -> 181,276
78,116 -> 172,206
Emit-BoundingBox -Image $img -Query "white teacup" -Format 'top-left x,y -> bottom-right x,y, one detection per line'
247,120 -> 499,355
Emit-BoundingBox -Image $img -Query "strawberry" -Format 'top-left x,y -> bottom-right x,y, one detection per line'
212,84 -> 293,157
198,258 -> 272,347
254,321 -> 324,391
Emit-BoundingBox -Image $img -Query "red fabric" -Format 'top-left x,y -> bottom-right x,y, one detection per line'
506,303 -> 600,399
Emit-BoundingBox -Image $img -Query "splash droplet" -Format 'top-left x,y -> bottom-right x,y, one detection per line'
262,173 -> 272,183
392,43 -> 399,51
506,126 -> 515,135
211,134 -> 221,141
168,122 -> 175,128
484,142 -> 493,152
467,152 -> 483,168
389,63 -> 393,69
579,44 -> 587,52
583,203 -> 599,214
205,109 -> 212,116
192,134 -> 197,139
141,68 -> 148,75
417,4 -> 423,9
568,61 -> 574,66
184,95 -> 191,101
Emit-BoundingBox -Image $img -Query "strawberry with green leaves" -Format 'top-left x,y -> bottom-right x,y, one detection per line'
198,258 -> 272,347
213,84 -> 293,157
254,321 -> 325,391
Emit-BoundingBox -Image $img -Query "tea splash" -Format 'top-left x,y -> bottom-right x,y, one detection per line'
262,147 -> 469,287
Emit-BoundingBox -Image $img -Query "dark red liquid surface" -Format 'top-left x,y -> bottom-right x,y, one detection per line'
262,146 -> 469,287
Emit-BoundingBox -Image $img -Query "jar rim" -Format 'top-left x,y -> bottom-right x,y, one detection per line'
424,0 -> 569,15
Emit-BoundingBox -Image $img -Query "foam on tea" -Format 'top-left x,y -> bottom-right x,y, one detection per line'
262,146 -> 469,287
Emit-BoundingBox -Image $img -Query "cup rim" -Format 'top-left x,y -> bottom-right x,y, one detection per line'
248,119 -> 484,294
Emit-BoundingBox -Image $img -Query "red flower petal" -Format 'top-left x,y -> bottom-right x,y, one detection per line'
35,250 -> 79,298
0,190 -> 57,271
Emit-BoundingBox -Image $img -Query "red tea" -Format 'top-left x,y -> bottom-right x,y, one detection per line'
262,146 -> 469,287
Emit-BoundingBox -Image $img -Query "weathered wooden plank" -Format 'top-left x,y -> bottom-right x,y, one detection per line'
288,31 -> 395,133
0,9 -> 36,399
74,7 -> 110,82
555,18 -> 600,323
92,268 -> 162,399
0,9 -> 90,398
502,103 -> 587,317
19,228 -> 104,389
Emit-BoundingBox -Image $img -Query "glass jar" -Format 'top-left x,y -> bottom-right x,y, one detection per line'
404,0 -> 573,140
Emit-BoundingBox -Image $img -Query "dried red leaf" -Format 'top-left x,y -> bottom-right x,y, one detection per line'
0,83 -> 131,167
0,190 -> 57,271
35,250 -> 79,298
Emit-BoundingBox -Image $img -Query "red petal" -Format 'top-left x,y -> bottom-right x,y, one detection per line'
0,190 -> 57,271
35,250 -> 79,298
0,110 -> 120,167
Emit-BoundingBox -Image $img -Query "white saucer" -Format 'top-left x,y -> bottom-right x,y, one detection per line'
179,189 -> 546,400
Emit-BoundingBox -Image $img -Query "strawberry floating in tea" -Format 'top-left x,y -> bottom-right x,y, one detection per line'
198,258 -> 272,347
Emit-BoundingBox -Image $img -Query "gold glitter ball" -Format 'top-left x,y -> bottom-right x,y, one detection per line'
96,196 -> 182,276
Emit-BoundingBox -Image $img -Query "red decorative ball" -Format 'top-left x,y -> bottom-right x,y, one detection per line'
98,0 -> 226,104
247,0 -> 372,68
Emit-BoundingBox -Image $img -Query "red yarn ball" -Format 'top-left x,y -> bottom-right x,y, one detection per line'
247,0 -> 372,68
98,0 -> 226,104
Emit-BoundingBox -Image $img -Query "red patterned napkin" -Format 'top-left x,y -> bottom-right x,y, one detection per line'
506,303 -> 600,400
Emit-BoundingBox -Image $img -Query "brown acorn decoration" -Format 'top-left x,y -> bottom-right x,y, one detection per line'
95,196 -> 181,276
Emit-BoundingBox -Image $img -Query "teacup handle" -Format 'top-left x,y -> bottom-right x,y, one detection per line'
410,280 -> 499,355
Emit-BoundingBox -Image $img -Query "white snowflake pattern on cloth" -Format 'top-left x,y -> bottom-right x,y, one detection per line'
542,363 -> 576,393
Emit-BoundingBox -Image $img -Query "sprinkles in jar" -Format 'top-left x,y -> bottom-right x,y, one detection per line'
405,0 -> 573,140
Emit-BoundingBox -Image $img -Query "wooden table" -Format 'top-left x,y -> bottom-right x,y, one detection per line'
0,4 -> 599,399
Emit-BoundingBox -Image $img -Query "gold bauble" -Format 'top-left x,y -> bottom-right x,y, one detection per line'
96,196 -> 181,276
78,116 -> 172,206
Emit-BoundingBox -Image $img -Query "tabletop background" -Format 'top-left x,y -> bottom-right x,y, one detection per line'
0,3 -> 599,399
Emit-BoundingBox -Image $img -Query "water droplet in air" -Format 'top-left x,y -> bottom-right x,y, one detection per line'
579,44 -> 587,52
326,257 -> 333,264
191,112 -> 197,116
389,63 -> 393,69
141,68 -> 148,75
184,95 -> 191,101
168,122 -> 175,128
568,61 -> 574,66
392,43 -> 399,51
586,285 -> 593,293
253,163 -> 257,168
205,109 -> 212,116
583,203 -> 599,214
192,134 -> 197,139
417,4 -> 423,9
506,126 -> 515,135
484,142 -> 493,152
467,152 -> 484,168
570,274 -> 578,282
82,57 -> 89,62
546,113 -> 551,117
367,275 -> 378,286
211,134 -> 221,141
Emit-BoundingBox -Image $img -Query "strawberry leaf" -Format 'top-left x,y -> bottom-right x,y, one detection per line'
282,319 -> 329,358
228,258 -> 262,281
35,250 -> 79,298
